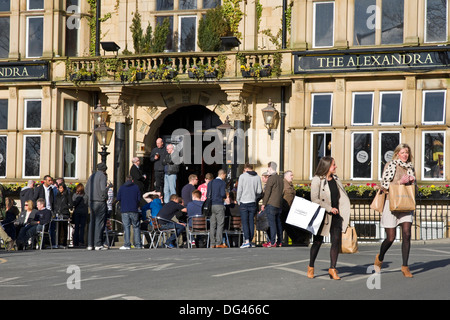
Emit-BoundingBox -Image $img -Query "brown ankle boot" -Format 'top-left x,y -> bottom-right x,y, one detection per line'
374,254 -> 383,273
401,266 -> 413,278
307,266 -> 314,279
328,268 -> 341,280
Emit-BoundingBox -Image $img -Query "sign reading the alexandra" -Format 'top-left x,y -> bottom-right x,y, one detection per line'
0,61 -> 49,82
294,47 -> 450,74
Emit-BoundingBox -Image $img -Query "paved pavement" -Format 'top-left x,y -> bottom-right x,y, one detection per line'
1,240 -> 449,307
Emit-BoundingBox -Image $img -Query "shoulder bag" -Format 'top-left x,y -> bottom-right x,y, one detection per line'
370,189 -> 386,213
201,181 -> 213,217
340,225 -> 358,254
389,184 -> 415,212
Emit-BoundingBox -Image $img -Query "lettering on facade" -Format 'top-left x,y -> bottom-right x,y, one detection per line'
0,61 -> 49,81
294,48 -> 450,74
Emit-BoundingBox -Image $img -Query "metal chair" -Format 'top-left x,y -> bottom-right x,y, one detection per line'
151,216 -> 179,248
187,215 -> 210,248
104,218 -> 124,248
224,216 -> 244,247
32,221 -> 52,250
141,220 -> 157,248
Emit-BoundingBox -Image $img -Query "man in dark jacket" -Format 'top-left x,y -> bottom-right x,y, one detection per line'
207,169 -> 227,248
20,180 -> 36,211
130,157 -> 146,195
157,194 -> 187,248
16,198 -> 52,249
117,176 -> 142,249
162,144 -> 180,203
261,162 -> 284,247
150,138 -> 167,193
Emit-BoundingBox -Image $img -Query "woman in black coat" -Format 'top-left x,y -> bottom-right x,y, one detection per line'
72,183 -> 88,247
53,184 -> 73,247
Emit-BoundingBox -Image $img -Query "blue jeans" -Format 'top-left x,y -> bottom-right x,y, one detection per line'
161,222 -> 185,246
266,205 -> 282,245
164,174 -> 177,203
240,202 -> 257,242
121,212 -> 142,248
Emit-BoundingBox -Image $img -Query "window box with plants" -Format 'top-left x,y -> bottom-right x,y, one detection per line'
120,67 -> 146,82
70,69 -> 97,82
188,65 -> 219,80
241,63 -> 272,78
149,64 -> 178,81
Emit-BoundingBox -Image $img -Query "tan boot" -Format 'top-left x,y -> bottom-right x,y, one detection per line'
401,266 -> 413,278
307,266 -> 314,279
374,254 -> 383,273
328,268 -> 341,280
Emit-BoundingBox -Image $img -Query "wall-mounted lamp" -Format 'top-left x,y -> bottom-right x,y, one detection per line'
261,98 -> 279,135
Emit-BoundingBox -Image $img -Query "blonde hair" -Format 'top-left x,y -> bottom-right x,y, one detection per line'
393,143 -> 413,163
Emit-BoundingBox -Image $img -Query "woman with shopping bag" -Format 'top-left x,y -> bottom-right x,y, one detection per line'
308,156 -> 350,280
374,143 -> 416,278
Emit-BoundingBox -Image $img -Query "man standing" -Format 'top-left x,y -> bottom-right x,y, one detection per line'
130,157 -> 146,195
85,163 -> 109,251
236,164 -> 262,248
261,162 -> 284,247
208,169 -> 227,248
181,174 -> 198,206
33,175 -> 55,248
150,138 -> 167,194
20,180 -> 36,211
162,144 -> 180,203
117,176 -> 142,250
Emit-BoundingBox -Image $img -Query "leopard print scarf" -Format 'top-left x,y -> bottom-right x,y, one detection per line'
381,160 -> 415,189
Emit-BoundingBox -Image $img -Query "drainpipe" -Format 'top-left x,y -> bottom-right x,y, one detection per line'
279,87 -> 286,174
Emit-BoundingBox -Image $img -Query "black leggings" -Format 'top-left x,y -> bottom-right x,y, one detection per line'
309,214 -> 342,269
378,222 -> 412,266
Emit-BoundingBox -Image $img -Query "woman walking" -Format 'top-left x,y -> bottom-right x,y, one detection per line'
374,143 -> 415,278
308,156 -> 350,280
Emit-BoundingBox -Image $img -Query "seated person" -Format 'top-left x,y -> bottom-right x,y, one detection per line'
157,194 -> 187,248
16,198 -> 52,250
186,190 -> 204,225
141,191 -> 163,222
15,199 -> 38,237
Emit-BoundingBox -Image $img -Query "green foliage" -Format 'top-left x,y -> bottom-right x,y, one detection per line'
130,11 -> 144,54
198,6 -> 230,52
130,12 -> 170,54
152,18 -> 170,53
222,0 -> 244,39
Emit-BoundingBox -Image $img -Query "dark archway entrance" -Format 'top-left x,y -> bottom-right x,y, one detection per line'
157,105 -> 223,194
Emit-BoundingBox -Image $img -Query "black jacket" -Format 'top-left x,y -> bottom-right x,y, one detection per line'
54,190 -> 73,218
162,153 -> 180,175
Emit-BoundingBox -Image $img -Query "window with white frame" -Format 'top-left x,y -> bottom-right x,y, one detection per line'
25,99 -> 41,129
379,91 -> 402,125
64,100 -> 78,131
311,93 -> 333,126
26,16 -> 43,58
0,135 -> 6,177
313,1 -> 334,48
425,0 -> 448,43
311,132 -> 332,178
0,99 -> 7,130
179,15 -> 196,52
27,0 -> 43,10
352,92 -> 373,125
422,90 -> 446,125
23,135 -> 40,178
64,136 -> 78,178
351,132 -> 372,179
379,131 -> 400,177
422,131 -> 445,180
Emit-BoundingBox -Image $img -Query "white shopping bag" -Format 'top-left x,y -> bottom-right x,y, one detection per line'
286,196 -> 325,235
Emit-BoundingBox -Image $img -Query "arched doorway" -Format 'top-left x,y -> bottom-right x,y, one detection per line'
151,105 -> 224,194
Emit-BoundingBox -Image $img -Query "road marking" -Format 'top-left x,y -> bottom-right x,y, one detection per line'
419,248 -> 450,255
96,294 -> 143,300
212,260 -> 309,277
0,258 -> 7,264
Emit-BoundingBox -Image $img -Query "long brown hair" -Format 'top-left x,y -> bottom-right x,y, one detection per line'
314,156 -> 334,178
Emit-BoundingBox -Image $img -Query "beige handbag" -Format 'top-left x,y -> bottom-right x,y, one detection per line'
370,189 -> 386,213
389,184 -> 415,212
340,226 -> 358,254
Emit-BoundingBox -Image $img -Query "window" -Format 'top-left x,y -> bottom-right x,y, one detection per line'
203,0 -> 220,9
381,0 -> 404,44
422,90 -> 446,125
311,132 -> 332,178
0,99 -> 7,129
379,131 -> 400,177
351,132 -> 372,179
352,92 -> 373,125
0,135 -> 6,177
311,93 -> 333,126
65,4 -> 79,57
423,131 -> 445,180
379,91 -> 402,125
64,136 -> 77,178
180,0 -> 196,10
0,17 -> 9,58
156,16 -> 173,51
64,100 -> 78,131
354,0 -> 376,45
425,0 -> 448,43
0,0 -> 10,11
23,135 -> 40,178
313,1 -> 334,48
26,16 -> 44,58
157,0 -> 174,11
27,0 -> 44,10
25,99 -> 41,129
354,0 -> 404,46
179,16 -> 196,52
